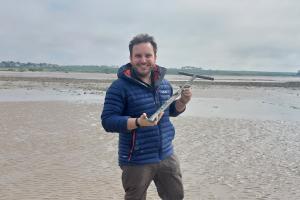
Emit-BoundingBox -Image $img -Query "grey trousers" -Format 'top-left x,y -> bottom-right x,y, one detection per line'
120,154 -> 184,200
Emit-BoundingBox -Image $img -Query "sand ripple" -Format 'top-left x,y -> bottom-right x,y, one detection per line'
1,102 -> 299,199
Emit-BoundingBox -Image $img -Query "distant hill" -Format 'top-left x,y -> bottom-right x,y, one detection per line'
0,61 -> 298,77
0,61 -> 118,74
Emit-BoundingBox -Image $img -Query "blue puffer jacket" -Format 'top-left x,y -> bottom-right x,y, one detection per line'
101,63 -> 184,166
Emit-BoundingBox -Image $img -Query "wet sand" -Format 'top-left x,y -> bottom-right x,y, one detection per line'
0,72 -> 300,199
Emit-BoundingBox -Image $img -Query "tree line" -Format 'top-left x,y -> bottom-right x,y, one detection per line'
0,61 -> 298,76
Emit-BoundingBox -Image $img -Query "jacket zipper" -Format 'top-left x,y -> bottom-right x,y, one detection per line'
128,130 -> 136,161
154,88 -> 163,159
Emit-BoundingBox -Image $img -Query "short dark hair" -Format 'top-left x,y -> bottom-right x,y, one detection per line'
129,34 -> 157,56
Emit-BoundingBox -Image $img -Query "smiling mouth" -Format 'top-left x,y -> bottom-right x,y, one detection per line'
139,63 -> 152,67
137,65 -> 149,69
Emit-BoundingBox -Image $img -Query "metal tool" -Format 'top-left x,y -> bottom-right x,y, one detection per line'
147,71 -> 214,122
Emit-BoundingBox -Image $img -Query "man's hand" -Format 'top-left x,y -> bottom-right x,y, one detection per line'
127,112 -> 164,130
175,86 -> 192,112
179,86 -> 192,104
138,112 -> 164,127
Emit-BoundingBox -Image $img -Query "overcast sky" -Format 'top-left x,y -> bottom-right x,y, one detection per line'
1,0 -> 300,72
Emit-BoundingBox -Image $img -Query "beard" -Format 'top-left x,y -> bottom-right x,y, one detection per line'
132,65 -> 153,78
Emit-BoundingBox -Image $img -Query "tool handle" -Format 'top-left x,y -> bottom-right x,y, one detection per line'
147,92 -> 181,122
147,72 -> 214,122
178,71 -> 214,80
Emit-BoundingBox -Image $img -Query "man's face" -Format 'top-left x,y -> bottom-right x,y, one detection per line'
130,42 -> 156,78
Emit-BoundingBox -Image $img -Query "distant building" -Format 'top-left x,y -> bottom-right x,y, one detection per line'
181,66 -> 202,70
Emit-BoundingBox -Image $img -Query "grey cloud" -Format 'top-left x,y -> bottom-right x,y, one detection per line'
1,0 -> 300,72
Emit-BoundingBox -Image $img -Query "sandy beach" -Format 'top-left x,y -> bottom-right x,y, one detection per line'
0,72 -> 300,200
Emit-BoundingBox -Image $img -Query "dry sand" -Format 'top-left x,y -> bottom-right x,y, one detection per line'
0,72 -> 300,200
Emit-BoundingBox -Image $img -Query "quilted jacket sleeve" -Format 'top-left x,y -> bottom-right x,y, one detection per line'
101,80 -> 130,133
169,101 -> 185,117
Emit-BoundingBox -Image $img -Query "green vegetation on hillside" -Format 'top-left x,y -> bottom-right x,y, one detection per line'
0,61 -> 298,76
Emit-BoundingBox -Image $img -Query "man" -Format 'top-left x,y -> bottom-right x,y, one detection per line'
101,33 -> 192,200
